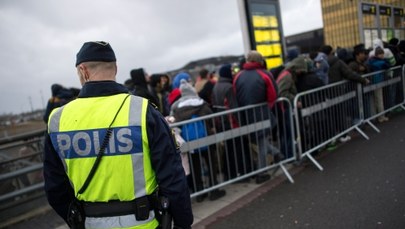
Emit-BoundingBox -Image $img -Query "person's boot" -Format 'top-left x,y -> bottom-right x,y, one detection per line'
255,173 -> 271,184
196,193 -> 208,203
209,189 -> 226,201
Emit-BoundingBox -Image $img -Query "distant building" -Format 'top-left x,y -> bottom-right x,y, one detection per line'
165,55 -> 243,82
285,28 -> 324,54
320,0 -> 405,49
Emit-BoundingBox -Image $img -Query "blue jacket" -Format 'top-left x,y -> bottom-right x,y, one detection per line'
368,57 -> 390,84
43,81 -> 193,228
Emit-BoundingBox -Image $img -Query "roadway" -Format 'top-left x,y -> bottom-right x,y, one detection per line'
5,111 -> 405,229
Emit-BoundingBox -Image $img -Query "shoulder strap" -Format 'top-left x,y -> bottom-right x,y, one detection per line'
276,70 -> 291,84
77,94 -> 131,195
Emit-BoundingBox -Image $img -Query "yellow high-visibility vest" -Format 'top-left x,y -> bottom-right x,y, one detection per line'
48,93 -> 158,229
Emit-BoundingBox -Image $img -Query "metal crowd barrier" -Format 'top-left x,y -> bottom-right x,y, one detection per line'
169,98 -> 296,198
293,65 -> 405,171
0,133 -> 45,210
361,65 -> 405,132
1,64 -> 404,211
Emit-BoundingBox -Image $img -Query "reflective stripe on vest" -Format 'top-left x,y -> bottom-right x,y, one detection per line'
48,94 -> 158,228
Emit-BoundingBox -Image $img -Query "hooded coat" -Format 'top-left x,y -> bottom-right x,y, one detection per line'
314,52 -> 329,85
368,38 -> 396,67
130,68 -> 159,106
276,56 -> 308,104
212,64 -> 237,112
43,84 -> 76,123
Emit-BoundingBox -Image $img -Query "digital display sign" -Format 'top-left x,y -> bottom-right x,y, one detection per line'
246,0 -> 284,69
379,6 -> 391,16
362,3 -> 376,15
393,8 -> 404,17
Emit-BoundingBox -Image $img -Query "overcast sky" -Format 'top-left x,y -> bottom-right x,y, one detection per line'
0,0 -> 322,115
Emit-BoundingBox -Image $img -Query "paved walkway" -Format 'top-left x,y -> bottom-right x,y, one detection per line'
199,111 -> 405,229
6,111 -> 405,229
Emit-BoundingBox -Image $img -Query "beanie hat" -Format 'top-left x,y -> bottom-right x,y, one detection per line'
51,84 -> 63,96
173,72 -> 191,89
287,48 -> 299,61
76,41 -> 116,66
219,64 -> 233,79
179,79 -> 197,97
130,68 -> 147,86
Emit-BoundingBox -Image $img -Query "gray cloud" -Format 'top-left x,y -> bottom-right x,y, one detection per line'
0,0 -> 322,114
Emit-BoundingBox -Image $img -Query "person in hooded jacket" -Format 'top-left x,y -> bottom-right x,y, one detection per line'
276,56 -> 309,156
368,47 -> 391,123
369,38 -> 399,111
313,49 -> 329,85
43,84 -> 77,123
149,74 -> 170,116
276,56 -> 308,105
368,38 -> 396,66
130,68 -> 159,107
211,64 -> 252,180
171,79 -> 226,203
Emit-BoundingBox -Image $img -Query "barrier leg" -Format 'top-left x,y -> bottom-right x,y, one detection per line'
269,162 -> 294,184
305,153 -> 324,171
279,164 -> 294,184
354,126 -> 369,140
365,120 -> 380,133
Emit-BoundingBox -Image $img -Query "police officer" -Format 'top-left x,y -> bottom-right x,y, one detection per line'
43,41 -> 193,229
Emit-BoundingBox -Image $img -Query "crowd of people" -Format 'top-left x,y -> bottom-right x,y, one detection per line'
44,37 -> 405,206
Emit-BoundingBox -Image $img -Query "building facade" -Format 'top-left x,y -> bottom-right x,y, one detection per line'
321,0 -> 405,49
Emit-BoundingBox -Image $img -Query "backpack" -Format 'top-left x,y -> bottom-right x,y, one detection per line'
181,115 -> 208,152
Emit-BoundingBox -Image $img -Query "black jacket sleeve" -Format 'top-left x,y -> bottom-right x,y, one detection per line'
146,104 -> 194,228
339,60 -> 367,84
43,134 -> 75,223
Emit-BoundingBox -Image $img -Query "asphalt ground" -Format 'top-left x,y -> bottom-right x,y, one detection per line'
203,111 -> 405,229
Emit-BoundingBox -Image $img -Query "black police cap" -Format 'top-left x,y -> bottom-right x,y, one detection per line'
75,41 -> 116,67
